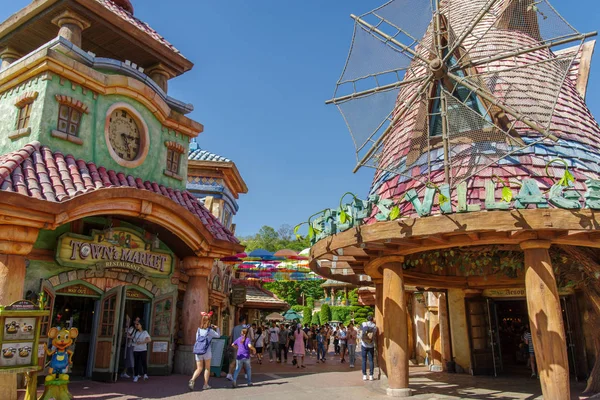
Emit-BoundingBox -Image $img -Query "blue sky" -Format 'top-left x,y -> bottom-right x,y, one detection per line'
2,1 -> 600,237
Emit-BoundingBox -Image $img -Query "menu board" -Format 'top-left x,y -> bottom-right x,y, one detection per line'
210,337 -> 227,369
152,341 -> 168,353
3,317 -> 36,341
0,342 -> 34,367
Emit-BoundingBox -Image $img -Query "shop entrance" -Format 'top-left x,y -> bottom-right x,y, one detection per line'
51,284 -> 102,378
467,296 -> 583,378
115,295 -> 151,375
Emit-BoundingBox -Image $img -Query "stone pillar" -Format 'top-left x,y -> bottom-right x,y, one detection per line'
51,10 -> 91,48
439,293 -> 452,370
0,48 -> 21,70
520,240 -> 569,399
145,64 -> 172,93
374,279 -> 386,376
174,256 -> 212,375
447,289 -> 470,373
427,292 -> 442,370
0,226 -> 39,400
382,262 -> 411,397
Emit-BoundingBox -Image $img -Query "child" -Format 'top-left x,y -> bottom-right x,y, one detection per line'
232,328 -> 256,388
317,328 -> 326,362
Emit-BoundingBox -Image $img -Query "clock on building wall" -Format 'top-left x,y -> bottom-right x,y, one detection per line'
104,103 -> 150,168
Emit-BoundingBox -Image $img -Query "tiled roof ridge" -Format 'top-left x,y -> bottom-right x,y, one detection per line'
188,148 -> 232,163
0,142 -> 238,243
95,0 -> 185,59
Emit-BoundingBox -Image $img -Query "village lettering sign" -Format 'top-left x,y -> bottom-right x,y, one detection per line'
305,177 -> 600,245
56,229 -> 173,277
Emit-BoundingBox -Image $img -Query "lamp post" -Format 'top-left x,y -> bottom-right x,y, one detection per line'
301,292 -> 305,306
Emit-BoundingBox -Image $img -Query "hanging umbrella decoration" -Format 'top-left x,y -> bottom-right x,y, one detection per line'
220,249 -> 324,282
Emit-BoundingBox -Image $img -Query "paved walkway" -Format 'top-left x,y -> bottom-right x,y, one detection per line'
17,349 -> 593,399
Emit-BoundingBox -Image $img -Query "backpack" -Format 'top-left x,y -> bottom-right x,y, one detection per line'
193,328 -> 212,355
363,324 -> 375,345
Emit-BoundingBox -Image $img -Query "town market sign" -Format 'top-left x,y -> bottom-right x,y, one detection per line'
56,229 -> 173,277
298,176 -> 600,246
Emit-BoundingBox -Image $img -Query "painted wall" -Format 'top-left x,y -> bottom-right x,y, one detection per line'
448,289 -> 471,373
0,73 -> 190,190
0,74 -> 48,152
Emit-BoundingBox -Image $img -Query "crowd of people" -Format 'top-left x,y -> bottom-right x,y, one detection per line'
119,311 -> 379,391
217,315 -> 379,390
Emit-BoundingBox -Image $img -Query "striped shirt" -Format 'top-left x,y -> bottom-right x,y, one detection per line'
523,332 -> 534,353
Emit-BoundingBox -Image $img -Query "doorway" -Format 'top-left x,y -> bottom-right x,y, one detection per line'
495,300 -> 530,376
51,294 -> 98,377
116,298 -> 150,374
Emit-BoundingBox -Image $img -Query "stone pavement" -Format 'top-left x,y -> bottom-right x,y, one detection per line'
17,349 -> 593,399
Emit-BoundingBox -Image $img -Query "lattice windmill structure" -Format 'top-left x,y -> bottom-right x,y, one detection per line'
328,0 -> 598,195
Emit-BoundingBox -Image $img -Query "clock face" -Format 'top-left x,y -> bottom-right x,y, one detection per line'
108,109 -> 142,161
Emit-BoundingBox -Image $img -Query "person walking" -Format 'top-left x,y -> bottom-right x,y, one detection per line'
293,323 -> 309,368
523,325 -> 537,378
324,324 -> 332,361
227,316 -> 248,381
333,326 -> 340,355
132,320 -> 151,382
360,315 -> 377,381
188,311 -> 221,391
253,327 -> 265,364
347,322 -> 358,368
232,328 -> 256,388
338,324 -> 347,363
268,322 -> 280,363
287,324 -> 295,355
316,328 -> 326,362
120,315 -> 138,379
277,323 -> 288,363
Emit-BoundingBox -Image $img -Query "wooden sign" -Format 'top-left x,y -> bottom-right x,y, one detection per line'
483,287 -> 574,298
56,228 -> 173,277
4,301 -> 37,311
231,286 -> 246,305
126,289 -> 150,300
57,284 -> 99,297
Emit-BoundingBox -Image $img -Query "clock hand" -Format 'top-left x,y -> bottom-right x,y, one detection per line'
121,133 -> 130,152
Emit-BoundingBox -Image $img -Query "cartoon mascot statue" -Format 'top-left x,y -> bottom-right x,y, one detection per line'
39,326 -> 79,400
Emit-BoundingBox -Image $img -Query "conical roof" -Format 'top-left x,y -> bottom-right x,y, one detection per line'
368,0 -> 600,218
321,279 -> 355,288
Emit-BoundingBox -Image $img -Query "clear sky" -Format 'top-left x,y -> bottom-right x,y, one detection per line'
1,0 -> 599,237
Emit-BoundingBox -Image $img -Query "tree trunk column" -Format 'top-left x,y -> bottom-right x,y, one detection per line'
182,257 -> 212,345
374,279 -> 387,377
0,226 -> 39,400
520,240 -> 569,399
438,293 -> 452,370
382,262 -> 411,397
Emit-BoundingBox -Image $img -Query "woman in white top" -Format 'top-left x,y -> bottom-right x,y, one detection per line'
132,320 -> 151,382
253,327 -> 265,364
189,311 -> 221,391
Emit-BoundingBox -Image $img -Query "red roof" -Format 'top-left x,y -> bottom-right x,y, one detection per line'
95,0 -> 186,60
0,142 -> 238,243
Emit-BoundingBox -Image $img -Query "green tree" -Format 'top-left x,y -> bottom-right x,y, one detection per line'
303,306 -> 313,325
241,225 -> 311,253
307,297 -> 315,309
263,281 -> 325,307
320,304 -> 331,324
291,305 -> 304,312
311,312 -> 320,325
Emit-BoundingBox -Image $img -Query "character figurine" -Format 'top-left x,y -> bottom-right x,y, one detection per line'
44,327 -> 78,382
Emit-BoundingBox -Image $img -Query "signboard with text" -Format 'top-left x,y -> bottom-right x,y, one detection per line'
56,229 -> 173,278
231,286 -> 246,305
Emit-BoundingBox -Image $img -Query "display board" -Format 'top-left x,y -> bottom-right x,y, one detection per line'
0,300 -> 49,374
210,336 -> 228,376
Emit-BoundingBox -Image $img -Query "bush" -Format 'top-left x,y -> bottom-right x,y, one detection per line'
320,304 -> 331,324
303,306 -> 313,325
291,305 -> 304,313
307,297 -> 315,309
311,312 -> 320,325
